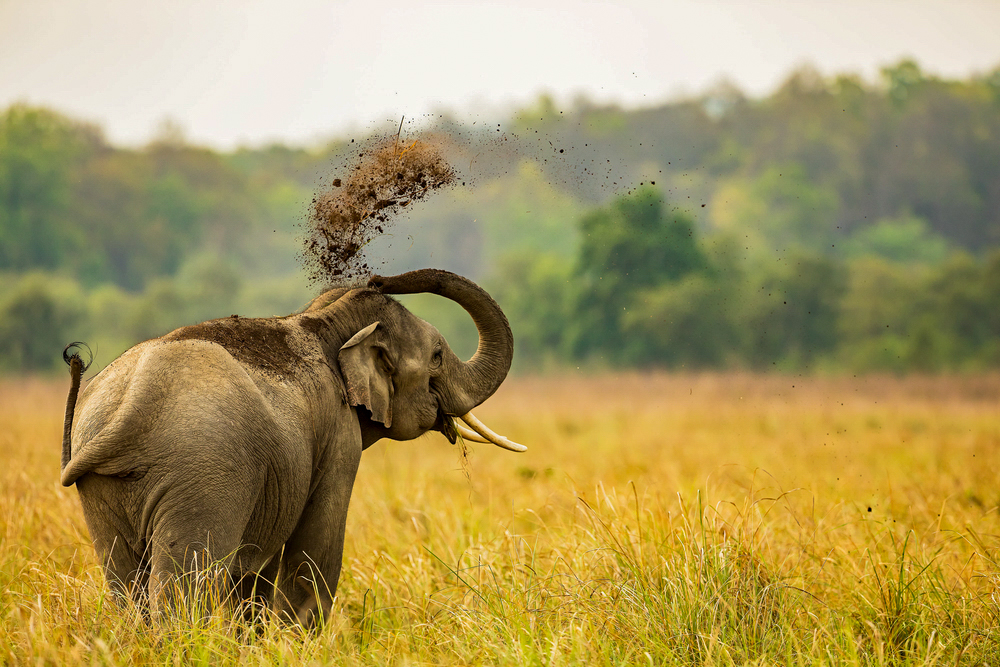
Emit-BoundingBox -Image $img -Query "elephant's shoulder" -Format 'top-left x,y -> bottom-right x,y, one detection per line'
162,317 -> 309,376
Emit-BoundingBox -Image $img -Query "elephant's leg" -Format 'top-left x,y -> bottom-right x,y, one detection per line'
93,528 -> 148,606
233,553 -> 280,623
147,536 -> 230,619
76,476 -> 148,606
274,450 -> 360,626
145,486 -> 257,619
101,535 -> 148,604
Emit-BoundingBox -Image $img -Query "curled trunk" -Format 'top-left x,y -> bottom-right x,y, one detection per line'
368,269 -> 513,415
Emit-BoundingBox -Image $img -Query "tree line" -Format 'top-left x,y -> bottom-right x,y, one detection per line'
1,59 -> 999,373
488,186 -> 1000,373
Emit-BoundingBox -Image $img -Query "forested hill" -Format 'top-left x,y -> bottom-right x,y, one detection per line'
522,60 -> 1000,251
2,59 -> 1000,373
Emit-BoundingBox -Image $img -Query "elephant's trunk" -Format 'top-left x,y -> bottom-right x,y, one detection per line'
368,269 -> 513,416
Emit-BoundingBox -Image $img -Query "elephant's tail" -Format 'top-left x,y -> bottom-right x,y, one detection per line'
62,342 -> 92,478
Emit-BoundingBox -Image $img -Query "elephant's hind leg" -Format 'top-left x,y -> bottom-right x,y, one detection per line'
145,492 -> 257,620
147,528 -> 240,620
96,532 -> 148,607
76,475 -> 149,607
233,554 -> 280,624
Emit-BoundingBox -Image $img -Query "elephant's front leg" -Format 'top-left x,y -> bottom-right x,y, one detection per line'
274,444 -> 361,626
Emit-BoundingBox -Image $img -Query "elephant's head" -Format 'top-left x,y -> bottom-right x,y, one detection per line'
308,269 -> 525,452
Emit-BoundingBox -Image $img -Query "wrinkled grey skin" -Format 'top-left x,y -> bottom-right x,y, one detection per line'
61,269 -> 513,624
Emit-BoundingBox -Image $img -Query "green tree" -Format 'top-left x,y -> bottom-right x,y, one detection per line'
624,273 -> 741,368
917,253 -> 992,368
0,105 -> 98,271
837,257 -> 923,372
742,252 -> 847,368
489,252 -> 575,371
572,186 -> 708,363
0,273 -> 83,371
841,215 -> 950,264
882,59 -> 926,107
710,165 -> 840,257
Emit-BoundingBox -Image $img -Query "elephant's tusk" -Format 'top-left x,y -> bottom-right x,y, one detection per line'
460,412 -> 527,452
455,422 -> 491,444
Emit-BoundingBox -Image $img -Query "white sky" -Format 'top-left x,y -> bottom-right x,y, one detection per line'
1,0 -> 998,149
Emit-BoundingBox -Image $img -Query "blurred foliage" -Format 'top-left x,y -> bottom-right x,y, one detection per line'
572,186 -> 708,364
841,215 -> 950,264
0,272 -> 83,372
2,58 -> 1000,374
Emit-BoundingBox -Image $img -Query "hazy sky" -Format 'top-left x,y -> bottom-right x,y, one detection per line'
2,0 -> 998,148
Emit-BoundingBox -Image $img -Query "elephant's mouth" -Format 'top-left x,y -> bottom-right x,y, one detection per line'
434,410 -> 527,453
434,410 -> 459,444
430,387 -> 525,452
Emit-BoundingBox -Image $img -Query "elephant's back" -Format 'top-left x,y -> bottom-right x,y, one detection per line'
66,339 -> 307,486
163,316 -> 308,378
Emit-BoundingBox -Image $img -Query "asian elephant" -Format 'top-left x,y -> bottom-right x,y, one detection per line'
60,269 -> 525,624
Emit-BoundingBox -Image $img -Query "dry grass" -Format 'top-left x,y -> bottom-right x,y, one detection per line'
2,373 -> 999,665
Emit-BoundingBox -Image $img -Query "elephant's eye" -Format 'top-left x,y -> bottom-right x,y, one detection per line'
430,349 -> 443,369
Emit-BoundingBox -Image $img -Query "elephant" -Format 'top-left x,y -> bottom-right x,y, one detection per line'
59,269 -> 525,624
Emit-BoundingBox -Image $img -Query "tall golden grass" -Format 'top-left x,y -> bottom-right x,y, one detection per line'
2,374 -> 998,664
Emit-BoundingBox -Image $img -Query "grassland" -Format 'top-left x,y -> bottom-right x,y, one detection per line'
1,373 -> 998,665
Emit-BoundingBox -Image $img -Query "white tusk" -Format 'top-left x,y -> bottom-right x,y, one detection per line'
460,412 -> 527,453
455,422 -> 490,443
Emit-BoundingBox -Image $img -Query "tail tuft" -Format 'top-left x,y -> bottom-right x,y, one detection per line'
63,341 -> 93,372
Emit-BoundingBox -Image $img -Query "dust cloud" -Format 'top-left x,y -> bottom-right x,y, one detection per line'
303,132 -> 457,285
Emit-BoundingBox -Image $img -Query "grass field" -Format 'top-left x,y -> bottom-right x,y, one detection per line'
1,373 -> 998,665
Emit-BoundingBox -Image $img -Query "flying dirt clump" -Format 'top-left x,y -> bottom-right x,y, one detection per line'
304,135 -> 457,285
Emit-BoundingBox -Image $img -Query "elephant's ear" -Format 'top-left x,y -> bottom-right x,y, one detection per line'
338,322 -> 393,427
